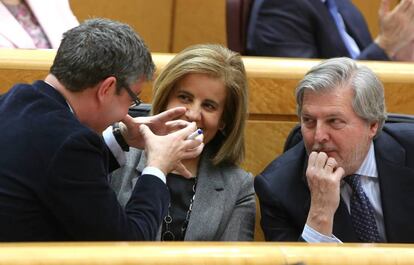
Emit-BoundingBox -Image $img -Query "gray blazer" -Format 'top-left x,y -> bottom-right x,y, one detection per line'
110,146 -> 256,241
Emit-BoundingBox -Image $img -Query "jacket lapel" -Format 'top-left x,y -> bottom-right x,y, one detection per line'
336,0 -> 371,49
26,0 -> 79,48
0,3 -> 36,48
185,147 -> 225,240
315,0 -> 350,56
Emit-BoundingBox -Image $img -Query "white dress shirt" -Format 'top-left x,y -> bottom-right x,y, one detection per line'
102,126 -> 166,184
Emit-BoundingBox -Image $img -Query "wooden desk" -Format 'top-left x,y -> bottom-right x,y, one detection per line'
0,242 -> 413,265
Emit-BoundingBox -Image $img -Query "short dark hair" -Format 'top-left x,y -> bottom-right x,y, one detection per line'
50,18 -> 155,92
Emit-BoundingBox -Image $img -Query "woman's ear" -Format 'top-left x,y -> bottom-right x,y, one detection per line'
219,121 -> 226,131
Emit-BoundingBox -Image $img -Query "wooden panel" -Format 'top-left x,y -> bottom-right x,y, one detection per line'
173,0 -> 226,52
69,0 -> 173,52
244,121 -> 299,241
243,121 -> 298,176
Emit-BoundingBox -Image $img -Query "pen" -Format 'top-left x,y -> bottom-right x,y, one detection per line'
187,129 -> 203,140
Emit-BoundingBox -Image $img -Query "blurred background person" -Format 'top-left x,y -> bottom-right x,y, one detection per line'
247,0 -> 414,61
0,0 -> 78,48
111,44 -> 256,241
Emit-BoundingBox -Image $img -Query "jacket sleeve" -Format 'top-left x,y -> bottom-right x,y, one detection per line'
357,42 -> 390,61
46,129 -> 169,241
254,173 -> 303,241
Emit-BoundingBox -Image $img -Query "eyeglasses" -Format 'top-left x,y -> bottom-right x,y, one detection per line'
123,85 -> 142,107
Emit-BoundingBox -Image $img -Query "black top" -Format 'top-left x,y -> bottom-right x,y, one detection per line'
161,173 -> 196,241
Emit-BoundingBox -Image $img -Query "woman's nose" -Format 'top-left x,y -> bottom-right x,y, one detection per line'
185,105 -> 202,122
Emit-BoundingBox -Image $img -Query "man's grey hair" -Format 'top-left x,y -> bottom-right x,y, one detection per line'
50,18 -> 155,93
296,57 -> 387,132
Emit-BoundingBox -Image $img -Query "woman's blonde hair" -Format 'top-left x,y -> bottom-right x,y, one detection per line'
152,44 -> 248,166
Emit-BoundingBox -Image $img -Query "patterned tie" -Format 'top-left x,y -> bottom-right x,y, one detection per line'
344,174 -> 381,242
325,0 -> 360,58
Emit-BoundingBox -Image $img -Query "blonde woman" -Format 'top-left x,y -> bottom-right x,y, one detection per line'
111,44 -> 255,241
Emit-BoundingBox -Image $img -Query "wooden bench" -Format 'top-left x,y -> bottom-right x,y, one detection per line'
1,49 -> 414,240
0,242 -> 413,264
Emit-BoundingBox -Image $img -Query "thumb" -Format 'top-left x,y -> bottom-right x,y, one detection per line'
334,166 -> 346,182
139,124 -> 154,141
174,162 -> 193,179
121,114 -> 135,130
379,0 -> 390,17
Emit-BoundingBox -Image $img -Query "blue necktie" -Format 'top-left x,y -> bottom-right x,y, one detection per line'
325,0 -> 360,58
344,174 -> 381,242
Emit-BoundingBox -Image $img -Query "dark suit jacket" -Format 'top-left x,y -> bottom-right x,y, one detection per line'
246,0 -> 389,60
0,81 -> 169,241
255,123 -> 414,242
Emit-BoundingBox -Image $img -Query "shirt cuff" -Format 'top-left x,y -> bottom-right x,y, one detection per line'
301,224 -> 342,243
142,166 -> 166,184
102,126 -> 126,166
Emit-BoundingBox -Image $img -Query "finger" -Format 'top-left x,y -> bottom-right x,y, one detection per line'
181,143 -> 205,160
379,0 -> 391,16
171,121 -> 197,139
324,157 -> 337,173
139,124 -> 154,141
315,152 -> 328,170
174,162 -> 194,179
334,166 -> 346,181
194,133 -> 204,142
308,151 -> 318,167
165,119 -> 191,131
182,136 -> 204,151
121,114 -> 135,130
406,0 -> 414,19
154,107 -> 186,122
394,0 -> 410,13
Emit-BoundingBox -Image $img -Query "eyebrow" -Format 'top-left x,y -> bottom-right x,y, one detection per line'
176,89 -> 220,105
301,111 -> 345,118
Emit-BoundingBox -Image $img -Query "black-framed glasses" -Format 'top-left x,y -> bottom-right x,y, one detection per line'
123,85 -> 142,107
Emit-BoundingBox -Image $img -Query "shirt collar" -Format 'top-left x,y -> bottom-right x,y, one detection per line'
44,80 -> 74,114
355,141 -> 378,178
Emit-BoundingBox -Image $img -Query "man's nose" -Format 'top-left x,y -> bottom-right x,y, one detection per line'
314,122 -> 329,143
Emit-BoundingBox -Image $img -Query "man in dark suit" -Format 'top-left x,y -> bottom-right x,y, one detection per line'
255,57 -> 414,243
0,18 -> 203,241
247,0 -> 414,61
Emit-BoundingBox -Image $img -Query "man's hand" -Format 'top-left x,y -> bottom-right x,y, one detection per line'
375,0 -> 414,58
120,107 -> 187,149
393,39 -> 414,61
305,151 -> 345,236
139,122 -> 204,178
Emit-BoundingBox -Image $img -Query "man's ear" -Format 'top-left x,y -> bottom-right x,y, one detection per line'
96,76 -> 117,103
369,121 -> 379,138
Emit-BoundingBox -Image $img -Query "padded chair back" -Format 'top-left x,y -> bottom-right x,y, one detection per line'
226,0 -> 253,54
283,113 -> 414,152
128,103 -> 151,117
